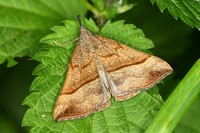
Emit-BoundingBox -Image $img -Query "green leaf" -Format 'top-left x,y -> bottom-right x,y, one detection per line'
22,18 -> 165,132
145,59 -> 200,133
0,0 -> 87,66
150,0 -> 200,30
100,20 -> 154,50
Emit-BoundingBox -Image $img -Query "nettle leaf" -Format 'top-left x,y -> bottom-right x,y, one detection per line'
150,0 -> 200,30
0,0 -> 87,67
100,20 -> 154,50
22,18 -> 164,132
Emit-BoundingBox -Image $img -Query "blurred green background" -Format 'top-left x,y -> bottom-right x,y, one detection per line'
0,1 -> 199,133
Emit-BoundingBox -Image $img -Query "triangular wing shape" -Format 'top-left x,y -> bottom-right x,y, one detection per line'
54,29 -> 111,121
95,35 -> 173,101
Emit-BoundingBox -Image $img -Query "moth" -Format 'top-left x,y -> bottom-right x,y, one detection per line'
54,20 -> 173,121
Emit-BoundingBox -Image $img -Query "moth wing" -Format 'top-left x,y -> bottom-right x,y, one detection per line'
96,36 -> 173,101
54,44 -> 111,121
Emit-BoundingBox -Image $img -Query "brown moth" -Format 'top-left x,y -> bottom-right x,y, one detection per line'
54,21 -> 173,121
